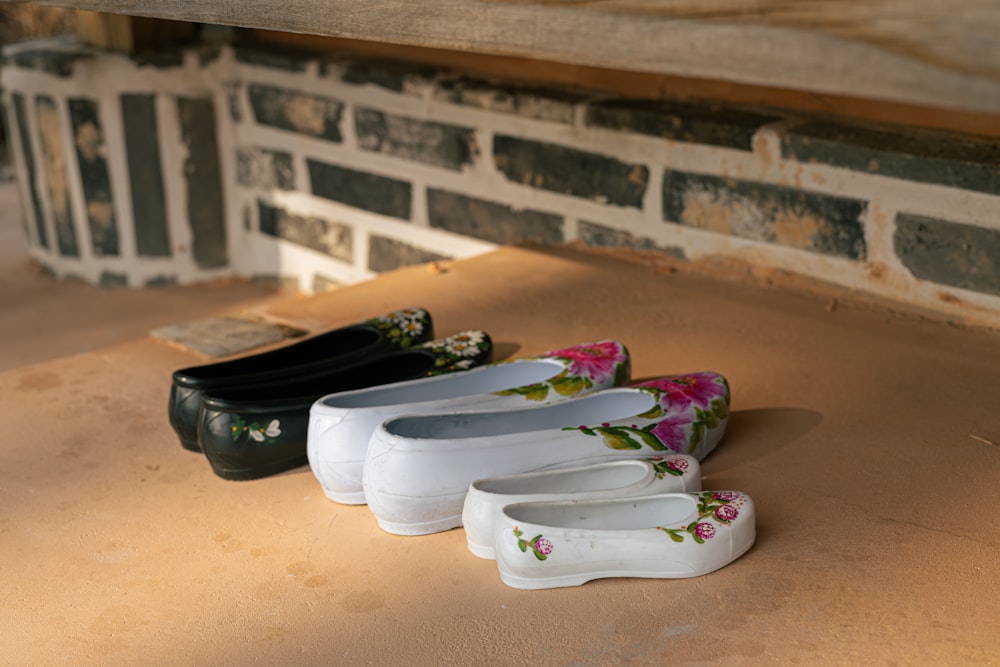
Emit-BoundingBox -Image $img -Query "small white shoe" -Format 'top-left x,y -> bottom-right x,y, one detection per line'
462,455 -> 701,559
494,490 -> 755,590
308,340 -> 630,504
363,372 -> 730,536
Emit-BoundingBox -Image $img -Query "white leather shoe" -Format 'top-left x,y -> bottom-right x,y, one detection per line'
307,340 -> 630,504
363,372 -> 730,536
462,455 -> 701,559
494,490 -> 755,589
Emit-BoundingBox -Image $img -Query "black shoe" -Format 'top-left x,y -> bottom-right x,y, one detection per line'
197,331 -> 494,480
169,307 -> 433,452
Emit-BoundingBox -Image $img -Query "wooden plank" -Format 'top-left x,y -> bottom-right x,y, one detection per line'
22,0 -> 1000,115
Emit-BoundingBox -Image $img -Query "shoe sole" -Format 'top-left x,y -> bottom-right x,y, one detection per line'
210,454 -> 309,481
466,541 -> 495,560
374,513 -> 463,536
322,488 -> 367,505
180,438 -> 202,453
498,537 -> 756,590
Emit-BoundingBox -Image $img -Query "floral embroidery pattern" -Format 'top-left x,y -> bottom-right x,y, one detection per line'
422,330 -> 491,376
493,340 -> 629,401
513,526 -> 553,561
231,417 -> 282,444
648,455 -> 690,478
564,373 -> 730,454
657,491 -> 746,544
367,307 -> 430,348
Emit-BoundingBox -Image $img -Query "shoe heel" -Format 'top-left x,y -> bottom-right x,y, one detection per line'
209,455 -> 308,481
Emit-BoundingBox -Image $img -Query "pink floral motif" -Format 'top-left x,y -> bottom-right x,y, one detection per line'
694,523 -> 716,540
635,373 -> 728,409
667,457 -> 689,471
545,340 -> 627,384
712,491 -> 740,502
534,537 -> 554,556
649,414 -> 692,453
715,505 -> 739,522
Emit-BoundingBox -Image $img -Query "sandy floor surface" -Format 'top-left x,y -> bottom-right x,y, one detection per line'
3,237 -> 999,665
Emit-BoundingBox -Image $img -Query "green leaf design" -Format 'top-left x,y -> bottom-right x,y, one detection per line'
637,403 -> 664,419
668,532 -> 683,543
600,429 -> 643,450
614,359 -> 629,386
551,375 -> 585,396
534,551 -> 547,561
634,428 -> 667,451
711,398 -> 729,419
518,541 -> 527,552
688,420 -> 705,453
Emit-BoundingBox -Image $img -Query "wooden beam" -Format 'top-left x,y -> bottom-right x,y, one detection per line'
23,0 -> 1000,116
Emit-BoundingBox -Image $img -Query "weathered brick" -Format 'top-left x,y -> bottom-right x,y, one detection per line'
35,96 -> 78,257
177,96 -> 227,269
121,94 -> 170,257
247,84 -> 343,142
237,147 -> 295,190
781,121 -> 1000,195
222,81 -> 243,123
493,136 -> 648,209
368,235 -> 448,273
586,100 -> 780,151
355,108 -> 474,171
578,220 -> 686,259
662,170 -> 867,260
234,47 -> 308,72
10,93 -> 48,248
427,188 -> 563,244
69,98 -> 119,257
99,271 -> 127,287
312,273 -> 341,293
894,214 -> 1000,297
307,159 -> 411,220
257,200 -> 352,262
8,50 -> 93,77
435,79 -> 583,124
145,275 -> 177,287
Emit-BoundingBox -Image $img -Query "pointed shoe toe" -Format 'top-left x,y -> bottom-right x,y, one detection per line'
462,455 -> 700,559
362,371 -> 730,536
198,331 -> 493,480
307,339 -> 630,505
168,307 -> 434,452
494,490 -> 755,590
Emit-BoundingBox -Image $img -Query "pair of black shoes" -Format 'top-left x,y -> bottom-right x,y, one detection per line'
167,307 -> 493,480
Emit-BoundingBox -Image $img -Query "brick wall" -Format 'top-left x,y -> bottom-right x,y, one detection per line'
3,37 -> 1000,326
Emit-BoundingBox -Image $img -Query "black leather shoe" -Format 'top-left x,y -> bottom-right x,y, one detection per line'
169,307 -> 433,452
197,331 -> 494,480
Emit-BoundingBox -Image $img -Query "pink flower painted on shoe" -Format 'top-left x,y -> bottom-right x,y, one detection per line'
712,491 -> 740,502
636,373 -> 728,409
534,537 -> 554,556
545,340 -> 628,384
667,457 -> 689,471
649,414 -> 692,453
694,522 -> 716,540
715,505 -> 739,522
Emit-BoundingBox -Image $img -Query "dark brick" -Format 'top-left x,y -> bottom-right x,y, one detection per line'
368,235 -> 448,273
355,108 -> 474,171
197,46 -> 222,67
339,60 -> 435,92
662,170 -> 867,260
69,98 -> 119,257
427,188 -> 563,244
307,159 -> 411,220
35,96 -> 78,257
493,136 -> 648,209
586,100 -> 780,151
257,200 -> 352,262
10,93 -> 48,248
895,214 -> 1000,297
234,47 -> 308,72
781,121 -> 1000,196
247,84 -> 343,142
122,94 -> 170,257
435,78 -> 584,124
177,97 -> 227,269
99,271 -> 128,287
145,275 -> 177,287
237,147 -> 295,190
130,50 -> 184,68
578,220 -> 686,259
10,50 -> 93,77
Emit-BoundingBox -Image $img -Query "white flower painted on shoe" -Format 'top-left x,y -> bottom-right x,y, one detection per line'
265,419 -> 281,438
445,331 -> 486,357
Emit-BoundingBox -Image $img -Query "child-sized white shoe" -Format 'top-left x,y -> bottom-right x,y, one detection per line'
494,491 -> 755,590
462,455 -> 701,559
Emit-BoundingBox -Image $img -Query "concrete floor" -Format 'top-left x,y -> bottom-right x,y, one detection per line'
2,184 -> 1000,664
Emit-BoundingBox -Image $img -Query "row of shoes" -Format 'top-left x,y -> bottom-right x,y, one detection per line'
168,307 -> 756,589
